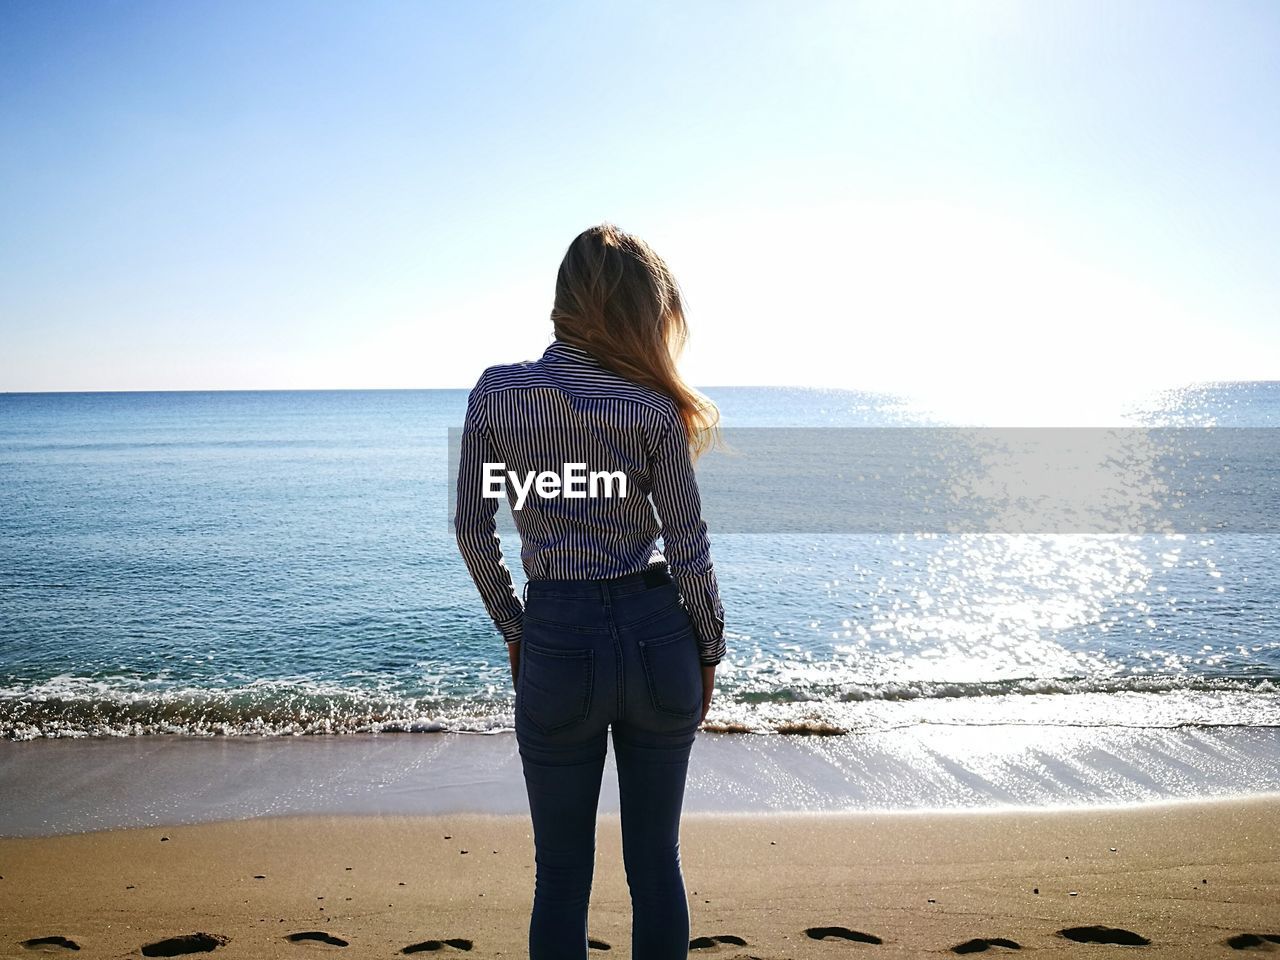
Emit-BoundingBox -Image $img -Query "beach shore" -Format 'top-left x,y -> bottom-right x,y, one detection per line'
2,797 -> 1277,959
5,727 -> 1280,837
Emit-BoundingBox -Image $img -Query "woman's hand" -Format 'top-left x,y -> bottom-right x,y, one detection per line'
508,640 -> 521,689
699,663 -> 716,723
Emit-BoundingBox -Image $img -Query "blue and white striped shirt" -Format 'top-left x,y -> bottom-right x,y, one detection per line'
454,339 -> 726,665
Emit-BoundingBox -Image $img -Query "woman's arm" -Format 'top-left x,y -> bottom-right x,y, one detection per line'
454,372 -> 524,654
649,406 -> 726,667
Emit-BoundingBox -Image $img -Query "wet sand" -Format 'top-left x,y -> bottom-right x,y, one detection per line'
1,796 -> 1277,958
4,726 -> 1280,836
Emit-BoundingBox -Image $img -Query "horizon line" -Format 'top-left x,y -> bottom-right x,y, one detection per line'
0,384 -> 878,395
3,379 -> 1277,397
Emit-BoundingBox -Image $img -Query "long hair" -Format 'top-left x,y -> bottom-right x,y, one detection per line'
550,223 -> 720,457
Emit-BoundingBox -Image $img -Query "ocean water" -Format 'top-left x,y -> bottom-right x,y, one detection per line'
1,383 -> 1278,741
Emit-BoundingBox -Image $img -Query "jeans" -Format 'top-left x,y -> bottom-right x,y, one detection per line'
514,564 -> 703,960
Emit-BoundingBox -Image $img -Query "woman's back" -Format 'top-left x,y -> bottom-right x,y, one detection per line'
457,339 -> 725,665
460,338 -> 671,578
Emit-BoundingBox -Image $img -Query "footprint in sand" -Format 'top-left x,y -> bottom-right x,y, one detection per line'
20,936 -> 81,952
952,938 -> 1021,954
689,934 -> 749,950
1226,934 -> 1280,951
805,927 -> 883,945
1058,926 -> 1150,947
285,931 -> 349,947
588,938 -> 612,950
140,933 -> 230,956
400,939 -> 473,954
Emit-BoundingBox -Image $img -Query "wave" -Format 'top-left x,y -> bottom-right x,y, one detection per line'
2,672 -> 1278,740
0,676 -> 470,740
740,674 -> 1279,703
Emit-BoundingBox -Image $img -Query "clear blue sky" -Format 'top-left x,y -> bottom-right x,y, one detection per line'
2,0 -> 1277,409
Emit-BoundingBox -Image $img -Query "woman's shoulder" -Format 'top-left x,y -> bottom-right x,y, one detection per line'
624,382 -> 681,422
467,359 -> 543,396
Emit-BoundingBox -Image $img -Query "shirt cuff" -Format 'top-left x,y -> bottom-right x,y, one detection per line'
697,632 -> 726,666
496,614 -> 523,644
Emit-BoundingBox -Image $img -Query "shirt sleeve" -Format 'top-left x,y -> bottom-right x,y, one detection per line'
649,406 -> 726,665
454,372 -> 524,644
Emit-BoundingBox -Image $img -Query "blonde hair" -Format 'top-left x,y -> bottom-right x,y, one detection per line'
550,223 -> 720,457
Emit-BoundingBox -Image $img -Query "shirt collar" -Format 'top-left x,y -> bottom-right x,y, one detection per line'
541,339 -> 603,367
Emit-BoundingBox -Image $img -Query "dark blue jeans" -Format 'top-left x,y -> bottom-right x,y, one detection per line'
515,565 -> 703,960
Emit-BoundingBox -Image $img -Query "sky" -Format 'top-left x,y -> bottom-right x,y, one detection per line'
2,0 -> 1277,413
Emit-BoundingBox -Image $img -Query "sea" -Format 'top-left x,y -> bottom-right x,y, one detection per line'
2,383 -> 1278,740
1,383 -> 1279,833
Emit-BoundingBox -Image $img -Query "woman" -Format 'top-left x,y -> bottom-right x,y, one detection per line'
454,223 -> 725,960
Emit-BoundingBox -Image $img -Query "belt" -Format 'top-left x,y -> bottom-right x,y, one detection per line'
523,561 -> 673,600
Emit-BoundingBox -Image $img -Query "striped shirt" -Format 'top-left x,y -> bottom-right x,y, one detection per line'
453,339 -> 726,665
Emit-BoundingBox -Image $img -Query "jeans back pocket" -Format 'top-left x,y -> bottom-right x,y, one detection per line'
518,639 -> 595,734
637,624 -> 701,719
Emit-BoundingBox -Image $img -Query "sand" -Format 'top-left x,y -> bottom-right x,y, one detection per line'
6,728 -> 1280,837
1,796 -> 1277,958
